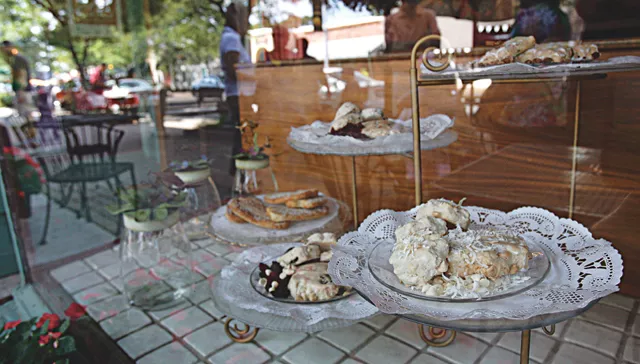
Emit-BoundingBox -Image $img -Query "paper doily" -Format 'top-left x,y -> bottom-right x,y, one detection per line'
328,205 -> 623,320
287,115 -> 457,156
215,243 -> 378,328
210,197 -> 344,245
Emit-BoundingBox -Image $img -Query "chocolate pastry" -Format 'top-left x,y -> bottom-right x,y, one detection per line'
328,123 -> 370,140
258,261 -> 293,298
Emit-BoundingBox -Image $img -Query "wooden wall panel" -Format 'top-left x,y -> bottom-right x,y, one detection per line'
239,50 -> 640,296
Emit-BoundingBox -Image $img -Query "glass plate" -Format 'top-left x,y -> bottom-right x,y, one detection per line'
368,239 -> 550,302
250,265 -> 354,304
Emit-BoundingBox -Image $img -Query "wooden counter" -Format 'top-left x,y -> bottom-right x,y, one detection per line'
238,49 -> 640,296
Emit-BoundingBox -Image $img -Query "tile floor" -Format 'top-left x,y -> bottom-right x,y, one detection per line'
50,238 -> 639,364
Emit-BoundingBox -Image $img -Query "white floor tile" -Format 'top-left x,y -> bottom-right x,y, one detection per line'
480,346 -> 520,364
497,331 -> 555,363
283,338 -> 344,364
184,280 -> 214,304
86,294 -> 130,322
161,306 -> 213,337
50,261 -> 92,282
254,330 -> 308,355
85,249 -> 121,269
317,324 -> 376,352
100,308 -> 152,339
385,320 -> 426,349
205,243 -> 236,257
194,256 -> 228,277
184,322 -> 232,357
193,239 -> 215,248
564,319 -> 623,357
341,359 -> 365,364
600,293 -> 635,311
362,314 -> 396,330
199,300 -> 224,320
466,331 -> 501,344
224,251 -> 241,262
355,336 -> 417,364
117,325 -> 172,359
580,303 -> 630,332
98,263 -> 121,280
147,300 -> 193,320
208,343 -> 271,364
625,336 -> 640,364
72,282 -> 118,305
61,271 -> 105,293
427,333 -> 488,364
552,343 -> 615,364
409,353 -> 449,364
137,342 -> 198,364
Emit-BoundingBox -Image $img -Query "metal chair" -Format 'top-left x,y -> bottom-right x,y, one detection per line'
6,112 -> 136,244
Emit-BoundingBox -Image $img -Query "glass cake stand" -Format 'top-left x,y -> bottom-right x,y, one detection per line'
354,287 -> 598,364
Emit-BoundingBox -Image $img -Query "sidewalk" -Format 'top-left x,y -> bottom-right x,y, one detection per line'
51,238 -> 640,364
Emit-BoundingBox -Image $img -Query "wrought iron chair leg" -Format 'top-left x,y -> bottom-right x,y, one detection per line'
39,181 -> 52,245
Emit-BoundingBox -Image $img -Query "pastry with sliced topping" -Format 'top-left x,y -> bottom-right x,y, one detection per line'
416,198 -> 471,230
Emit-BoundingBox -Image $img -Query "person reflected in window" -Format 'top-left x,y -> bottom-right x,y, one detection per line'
1,41 -> 33,119
90,63 -> 108,93
220,1 -> 250,176
512,0 -> 571,42
301,38 -> 316,61
385,0 -> 440,53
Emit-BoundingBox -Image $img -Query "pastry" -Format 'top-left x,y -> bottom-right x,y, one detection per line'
446,228 -> 530,280
266,205 -> 330,222
389,236 -> 450,287
416,198 -> 471,230
361,119 -> 396,138
287,262 -> 341,302
516,43 -> 573,64
335,102 -> 360,120
263,189 -> 320,205
277,245 -> 321,266
258,261 -> 294,298
571,43 -> 600,62
478,36 -> 536,67
361,108 -> 384,121
227,197 -> 291,230
306,232 -> 337,261
225,208 -> 246,224
285,196 -> 328,209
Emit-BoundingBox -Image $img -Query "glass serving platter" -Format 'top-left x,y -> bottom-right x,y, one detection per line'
367,238 -> 550,303
250,265 -> 355,304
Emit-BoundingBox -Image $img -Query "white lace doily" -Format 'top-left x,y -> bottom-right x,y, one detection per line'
217,243 -> 378,326
287,115 -> 457,156
420,56 -> 640,80
328,205 -> 623,320
210,197 -> 343,245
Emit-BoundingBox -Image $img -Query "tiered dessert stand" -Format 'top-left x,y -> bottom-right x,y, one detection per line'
339,34 -> 637,363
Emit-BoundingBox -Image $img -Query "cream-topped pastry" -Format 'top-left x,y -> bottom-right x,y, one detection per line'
277,245 -> 321,266
416,198 -> 471,230
446,228 -> 530,280
389,237 -> 449,287
361,119 -> 395,138
287,262 -> 341,301
330,113 -> 363,132
334,102 -> 360,120
361,108 -> 384,121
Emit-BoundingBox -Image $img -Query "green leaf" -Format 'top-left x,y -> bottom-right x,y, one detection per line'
58,319 -> 70,334
105,202 -> 134,215
124,211 -> 137,219
253,132 -> 258,147
55,336 -> 76,355
37,320 -> 49,336
117,188 -> 136,203
135,209 -> 151,222
153,207 -> 168,221
54,359 -> 70,364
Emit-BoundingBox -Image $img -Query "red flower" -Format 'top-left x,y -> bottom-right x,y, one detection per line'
64,303 -> 87,320
38,334 -> 51,346
49,332 -> 62,340
36,313 -> 60,331
3,320 -> 21,330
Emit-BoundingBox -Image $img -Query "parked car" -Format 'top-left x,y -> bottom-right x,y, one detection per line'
191,76 -> 224,106
118,78 -> 155,95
